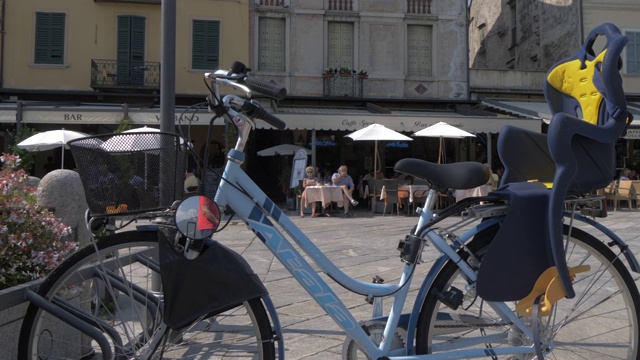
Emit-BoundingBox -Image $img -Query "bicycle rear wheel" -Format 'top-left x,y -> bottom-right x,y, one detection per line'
416,225 -> 640,359
18,230 -> 275,359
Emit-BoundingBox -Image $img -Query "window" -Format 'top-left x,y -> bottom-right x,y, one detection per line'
407,25 -> 432,77
192,20 -> 220,70
258,17 -> 285,72
35,12 -> 65,65
327,22 -> 353,69
626,31 -> 640,75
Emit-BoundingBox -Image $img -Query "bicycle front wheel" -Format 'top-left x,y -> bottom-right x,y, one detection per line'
416,225 -> 640,359
18,230 -> 275,360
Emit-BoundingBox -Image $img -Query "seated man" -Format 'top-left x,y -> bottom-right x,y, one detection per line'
331,165 -> 359,215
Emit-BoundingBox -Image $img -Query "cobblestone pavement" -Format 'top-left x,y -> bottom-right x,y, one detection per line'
198,205 -> 640,359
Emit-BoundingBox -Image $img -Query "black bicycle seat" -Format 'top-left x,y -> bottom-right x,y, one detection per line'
394,158 -> 490,192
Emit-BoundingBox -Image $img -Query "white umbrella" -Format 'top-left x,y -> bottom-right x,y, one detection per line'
412,121 -> 475,163
257,144 -> 311,157
346,124 -> 412,179
17,129 -> 89,169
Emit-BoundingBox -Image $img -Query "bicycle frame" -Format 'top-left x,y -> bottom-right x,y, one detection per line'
209,108 -> 541,359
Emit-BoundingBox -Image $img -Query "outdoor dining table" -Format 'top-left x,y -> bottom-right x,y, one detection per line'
301,185 -> 345,208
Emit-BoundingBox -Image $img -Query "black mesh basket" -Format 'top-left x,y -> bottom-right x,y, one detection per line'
68,132 -> 187,217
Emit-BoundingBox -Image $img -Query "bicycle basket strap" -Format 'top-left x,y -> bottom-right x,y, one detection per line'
158,226 -> 268,330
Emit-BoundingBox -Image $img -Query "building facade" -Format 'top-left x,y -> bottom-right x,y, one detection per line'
468,0 -> 640,172
0,0 -> 534,202
249,0 -> 470,100
468,0 -> 640,99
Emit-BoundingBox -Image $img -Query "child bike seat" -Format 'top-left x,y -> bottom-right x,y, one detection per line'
477,23 -> 632,301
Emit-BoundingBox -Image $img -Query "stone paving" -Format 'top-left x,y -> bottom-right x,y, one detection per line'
198,205 -> 640,359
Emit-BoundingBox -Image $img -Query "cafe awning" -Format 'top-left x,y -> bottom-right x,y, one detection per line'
0,101 -> 543,134
481,98 -> 640,139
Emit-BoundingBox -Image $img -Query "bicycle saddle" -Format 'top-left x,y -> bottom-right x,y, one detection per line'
394,158 -> 489,192
478,23 -> 632,301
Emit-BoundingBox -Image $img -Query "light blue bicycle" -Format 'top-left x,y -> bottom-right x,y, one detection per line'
18,23 -> 640,360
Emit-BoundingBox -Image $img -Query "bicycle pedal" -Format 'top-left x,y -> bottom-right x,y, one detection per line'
433,286 -> 463,310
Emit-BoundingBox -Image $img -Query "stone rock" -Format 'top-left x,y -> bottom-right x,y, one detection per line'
36,169 -> 90,247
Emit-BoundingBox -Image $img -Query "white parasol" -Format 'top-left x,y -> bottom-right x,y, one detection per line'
17,129 -> 90,169
346,124 -> 412,179
412,122 -> 475,163
257,144 -> 311,157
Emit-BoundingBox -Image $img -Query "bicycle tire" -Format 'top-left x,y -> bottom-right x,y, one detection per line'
18,230 -> 275,360
416,225 -> 640,359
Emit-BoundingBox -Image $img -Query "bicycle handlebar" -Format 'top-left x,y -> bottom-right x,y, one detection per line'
239,77 -> 287,101
205,61 -> 288,129
239,98 -> 287,130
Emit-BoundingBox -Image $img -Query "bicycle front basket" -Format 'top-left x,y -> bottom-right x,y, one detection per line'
68,132 -> 187,217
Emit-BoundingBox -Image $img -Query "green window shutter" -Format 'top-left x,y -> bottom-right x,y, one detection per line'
407,25 -> 432,77
258,17 -> 285,72
327,22 -> 353,70
130,16 -> 146,63
35,12 -> 65,64
192,20 -> 220,70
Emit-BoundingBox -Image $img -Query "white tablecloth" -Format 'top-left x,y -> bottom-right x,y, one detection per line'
454,185 -> 490,202
302,186 -> 345,208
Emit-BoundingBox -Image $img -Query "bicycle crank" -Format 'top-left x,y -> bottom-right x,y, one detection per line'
342,320 -> 407,359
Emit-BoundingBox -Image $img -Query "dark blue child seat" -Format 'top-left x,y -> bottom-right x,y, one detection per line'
477,23 -> 632,301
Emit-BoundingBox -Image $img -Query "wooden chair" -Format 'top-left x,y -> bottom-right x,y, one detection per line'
411,187 -> 429,214
632,180 -> 640,208
604,180 -> 636,211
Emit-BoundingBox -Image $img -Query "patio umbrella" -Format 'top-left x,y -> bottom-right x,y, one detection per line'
17,129 -> 90,169
257,144 -> 311,157
346,123 -> 412,179
412,121 -> 475,163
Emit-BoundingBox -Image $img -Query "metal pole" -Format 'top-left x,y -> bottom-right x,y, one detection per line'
160,0 -> 176,133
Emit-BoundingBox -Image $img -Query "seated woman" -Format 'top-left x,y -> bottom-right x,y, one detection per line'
300,166 -> 319,217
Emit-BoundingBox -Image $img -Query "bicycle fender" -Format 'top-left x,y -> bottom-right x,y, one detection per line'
158,226 -> 268,330
570,213 -> 640,273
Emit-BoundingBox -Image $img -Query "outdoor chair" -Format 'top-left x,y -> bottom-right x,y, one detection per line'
381,179 -> 403,216
605,180 -> 637,211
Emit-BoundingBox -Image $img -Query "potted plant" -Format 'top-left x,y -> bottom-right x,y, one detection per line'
339,67 -> 352,77
357,69 -> 368,79
322,67 -> 335,78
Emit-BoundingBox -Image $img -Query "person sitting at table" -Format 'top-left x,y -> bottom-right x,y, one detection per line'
331,165 -> 359,215
300,166 -> 319,217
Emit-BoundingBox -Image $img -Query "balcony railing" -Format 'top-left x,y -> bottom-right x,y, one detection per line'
256,0 -> 287,6
327,0 -> 353,11
90,59 -> 160,91
323,74 -> 364,98
407,0 -> 432,14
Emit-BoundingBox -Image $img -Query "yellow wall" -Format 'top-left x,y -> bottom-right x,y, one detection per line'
582,1 -> 640,95
2,0 -> 248,95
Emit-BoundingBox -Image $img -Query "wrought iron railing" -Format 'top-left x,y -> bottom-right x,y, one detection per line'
90,59 -> 160,91
323,74 -> 364,97
407,0 -> 432,14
